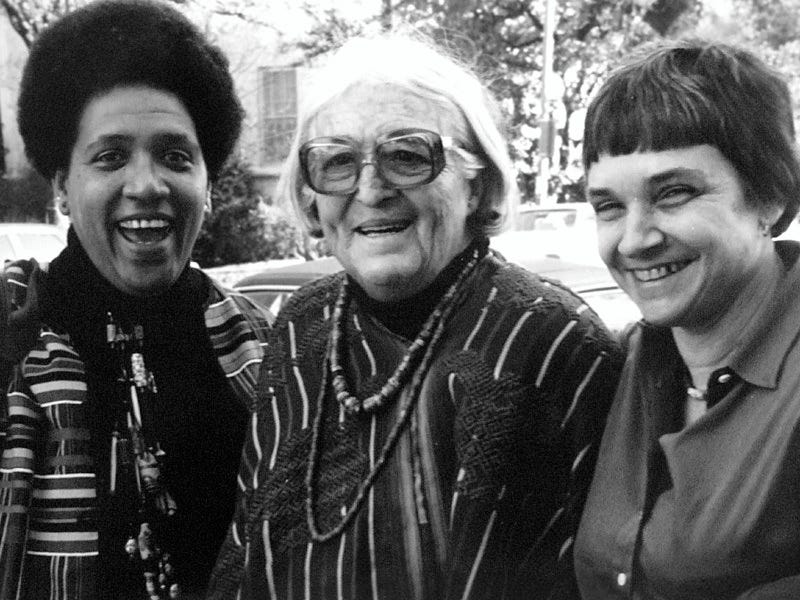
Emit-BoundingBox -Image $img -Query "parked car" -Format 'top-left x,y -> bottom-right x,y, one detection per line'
493,202 -> 603,266
233,253 -> 640,334
0,223 -> 67,265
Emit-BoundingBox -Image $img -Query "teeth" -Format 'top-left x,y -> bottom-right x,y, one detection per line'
119,218 -> 169,230
632,260 -> 690,282
358,224 -> 407,235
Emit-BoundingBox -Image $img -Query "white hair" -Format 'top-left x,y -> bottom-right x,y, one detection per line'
277,31 -> 519,238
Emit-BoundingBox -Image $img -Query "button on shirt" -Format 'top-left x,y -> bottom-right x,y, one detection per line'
574,241 -> 800,599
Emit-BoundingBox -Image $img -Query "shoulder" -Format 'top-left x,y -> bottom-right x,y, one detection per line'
203,271 -> 274,336
274,272 -> 343,330
473,253 -> 619,353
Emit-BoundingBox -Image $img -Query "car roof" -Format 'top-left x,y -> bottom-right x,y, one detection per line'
234,256 -> 342,287
233,253 -> 616,293
0,222 -> 66,232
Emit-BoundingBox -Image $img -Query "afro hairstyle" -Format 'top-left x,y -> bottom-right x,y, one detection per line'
17,0 -> 243,182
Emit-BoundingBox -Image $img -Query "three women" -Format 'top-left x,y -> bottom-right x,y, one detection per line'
575,40 -> 800,598
1,1 -> 271,598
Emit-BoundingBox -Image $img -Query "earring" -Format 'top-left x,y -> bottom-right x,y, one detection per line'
56,195 -> 70,216
204,190 -> 212,214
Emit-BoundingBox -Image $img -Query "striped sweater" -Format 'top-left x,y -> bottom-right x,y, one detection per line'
0,266 -> 272,600
210,252 -> 623,600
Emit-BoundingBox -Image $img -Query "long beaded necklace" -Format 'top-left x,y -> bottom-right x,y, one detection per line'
305,248 -> 481,543
107,312 -> 181,600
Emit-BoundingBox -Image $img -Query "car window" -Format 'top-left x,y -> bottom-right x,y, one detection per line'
16,233 -> 66,263
516,209 -> 586,232
0,235 -> 14,263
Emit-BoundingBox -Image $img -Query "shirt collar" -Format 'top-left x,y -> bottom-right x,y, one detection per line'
726,241 -> 800,389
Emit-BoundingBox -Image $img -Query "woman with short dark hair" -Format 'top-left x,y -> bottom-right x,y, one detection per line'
0,1 -> 271,598
576,39 -> 800,598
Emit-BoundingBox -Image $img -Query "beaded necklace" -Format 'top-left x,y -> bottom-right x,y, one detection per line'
107,312 -> 181,599
306,248 -> 481,542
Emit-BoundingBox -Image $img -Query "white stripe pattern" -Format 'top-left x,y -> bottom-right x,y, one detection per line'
262,520 -> 277,599
353,314 -> 377,377
369,415 -> 379,600
269,390 -> 281,470
460,486 -> 506,600
561,354 -> 604,429
535,320 -> 578,388
304,542 -> 314,600
494,311 -> 533,380
463,288 -> 497,351
288,322 -> 310,429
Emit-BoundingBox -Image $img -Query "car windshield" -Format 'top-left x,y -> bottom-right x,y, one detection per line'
15,233 -> 66,262
517,209 -> 580,231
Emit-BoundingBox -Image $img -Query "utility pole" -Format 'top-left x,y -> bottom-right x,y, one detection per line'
0,12 -> 6,177
537,0 -> 557,206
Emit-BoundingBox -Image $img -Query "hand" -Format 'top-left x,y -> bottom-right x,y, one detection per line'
2,260 -> 43,363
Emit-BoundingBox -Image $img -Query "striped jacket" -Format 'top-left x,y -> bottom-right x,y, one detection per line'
210,252 -> 623,600
0,265 -> 272,600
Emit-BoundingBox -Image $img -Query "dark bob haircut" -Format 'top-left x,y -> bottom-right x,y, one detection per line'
17,0 -> 243,182
583,39 -> 800,236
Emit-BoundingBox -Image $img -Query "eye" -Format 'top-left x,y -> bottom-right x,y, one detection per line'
93,149 -> 126,168
381,148 -> 431,176
163,149 -> 193,171
589,198 -> 625,222
657,185 -> 697,206
323,152 -> 356,170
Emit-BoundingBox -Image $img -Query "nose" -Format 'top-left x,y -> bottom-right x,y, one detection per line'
122,153 -> 169,200
617,202 -> 665,257
353,161 -> 391,206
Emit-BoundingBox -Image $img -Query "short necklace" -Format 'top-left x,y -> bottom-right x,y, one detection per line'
330,249 -> 480,415
306,248 -> 482,543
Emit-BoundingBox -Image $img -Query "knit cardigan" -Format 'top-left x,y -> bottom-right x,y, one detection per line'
0,265 -> 272,600
209,252 -> 623,600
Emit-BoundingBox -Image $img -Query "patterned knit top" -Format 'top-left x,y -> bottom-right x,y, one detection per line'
210,251 -> 623,600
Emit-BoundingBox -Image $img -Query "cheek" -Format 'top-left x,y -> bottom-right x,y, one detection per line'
595,224 -> 620,261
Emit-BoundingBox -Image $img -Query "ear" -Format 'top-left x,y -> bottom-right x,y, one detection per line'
466,171 -> 485,216
763,202 -> 784,233
51,171 -> 70,216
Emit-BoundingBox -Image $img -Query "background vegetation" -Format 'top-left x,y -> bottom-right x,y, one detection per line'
3,0 -> 800,264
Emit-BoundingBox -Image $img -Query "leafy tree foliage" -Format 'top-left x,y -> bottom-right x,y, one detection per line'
193,154 -> 302,267
293,0 -> 701,203
0,165 -> 50,221
0,0 -> 269,48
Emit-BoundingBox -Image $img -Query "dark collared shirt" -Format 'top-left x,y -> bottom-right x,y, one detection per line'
574,241 -> 800,599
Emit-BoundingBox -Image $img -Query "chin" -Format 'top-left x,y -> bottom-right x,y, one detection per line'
358,271 -> 423,301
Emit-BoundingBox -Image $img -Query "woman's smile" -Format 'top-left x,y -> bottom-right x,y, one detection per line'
353,217 -> 413,237
116,216 -> 174,245
627,258 -> 695,283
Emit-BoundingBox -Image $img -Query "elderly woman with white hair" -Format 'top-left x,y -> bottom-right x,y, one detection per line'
209,33 -> 622,599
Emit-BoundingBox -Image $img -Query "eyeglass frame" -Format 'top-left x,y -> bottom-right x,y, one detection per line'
298,127 -> 483,196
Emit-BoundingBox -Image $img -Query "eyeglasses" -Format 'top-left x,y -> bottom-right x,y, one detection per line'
299,128 -> 482,196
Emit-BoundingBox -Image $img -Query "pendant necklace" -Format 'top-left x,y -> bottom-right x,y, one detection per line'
107,312 -> 181,600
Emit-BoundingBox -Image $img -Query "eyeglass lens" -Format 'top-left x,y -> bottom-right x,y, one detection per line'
302,132 -> 441,195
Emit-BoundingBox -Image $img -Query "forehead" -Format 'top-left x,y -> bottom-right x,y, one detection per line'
587,144 -> 737,190
306,81 -> 465,142
76,85 -> 199,143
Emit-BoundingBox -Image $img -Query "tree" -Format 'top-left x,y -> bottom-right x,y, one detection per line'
192,154 -> 302,267
291,0 -> 701,204
0,0 -> 273,48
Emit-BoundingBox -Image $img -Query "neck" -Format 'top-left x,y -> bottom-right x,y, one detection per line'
672,251 -> 782,385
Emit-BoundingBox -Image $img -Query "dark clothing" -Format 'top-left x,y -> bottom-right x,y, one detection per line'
0,234 -> 272,599
210,250 -> 623,599
574,241 -> 800,599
